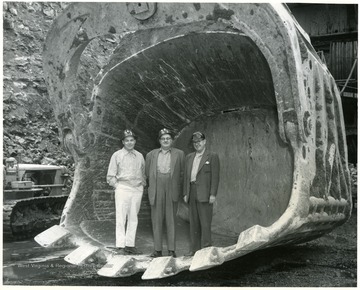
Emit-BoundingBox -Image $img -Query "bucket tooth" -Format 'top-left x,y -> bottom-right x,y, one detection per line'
97,255 -> 149,277
189,247 -> 225,271
34,225 -> 71,248
142,256 -> 192,280
236,225 -> 270,251
64,244 -> 101,265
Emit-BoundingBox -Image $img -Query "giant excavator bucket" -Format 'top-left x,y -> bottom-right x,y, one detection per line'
34,3 -> 352,279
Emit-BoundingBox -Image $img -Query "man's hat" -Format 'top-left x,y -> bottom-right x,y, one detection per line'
192,131 -> 205,142
6,157 -> 16,163
122,129 -> 137,140
158,128 -> 173,139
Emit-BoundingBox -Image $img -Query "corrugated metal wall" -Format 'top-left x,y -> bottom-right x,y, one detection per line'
329,40 -> 357,93
290,5 -> 354,36
289,4 -> 357,96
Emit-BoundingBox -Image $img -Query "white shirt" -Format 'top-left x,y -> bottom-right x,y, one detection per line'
107,148 -> 145,188
190,150 -> 204,182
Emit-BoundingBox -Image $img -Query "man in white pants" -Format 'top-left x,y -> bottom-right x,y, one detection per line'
106,129 -> 146,255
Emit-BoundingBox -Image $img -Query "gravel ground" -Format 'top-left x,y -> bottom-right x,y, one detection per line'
3,207 -> 357,287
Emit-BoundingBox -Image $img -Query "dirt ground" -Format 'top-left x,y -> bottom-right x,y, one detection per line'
2,207 -> 357,287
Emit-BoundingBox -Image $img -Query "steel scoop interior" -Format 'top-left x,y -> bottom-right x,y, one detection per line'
61,31 -> 292,253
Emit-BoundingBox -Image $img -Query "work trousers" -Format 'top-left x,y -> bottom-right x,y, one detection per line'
114,183 -> 143,248
189,183 -> 213,252
151,172 -> 178,252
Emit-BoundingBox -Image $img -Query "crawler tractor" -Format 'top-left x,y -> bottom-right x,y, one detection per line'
3,157 -> 69,241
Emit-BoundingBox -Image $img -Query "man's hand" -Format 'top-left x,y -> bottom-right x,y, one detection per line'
184,195 -> 189,203
209,195 -> 216,204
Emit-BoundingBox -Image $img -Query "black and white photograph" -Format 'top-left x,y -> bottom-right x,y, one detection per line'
2,1 -> 358,287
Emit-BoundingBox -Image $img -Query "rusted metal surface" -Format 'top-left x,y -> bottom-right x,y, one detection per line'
36,3 -> 352,279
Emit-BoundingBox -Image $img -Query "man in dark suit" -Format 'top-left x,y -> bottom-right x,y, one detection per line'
183,131 -> 220,256
145,128 -> 185,258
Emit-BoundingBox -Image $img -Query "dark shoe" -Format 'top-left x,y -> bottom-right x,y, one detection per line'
149,250 -> 162,258
106,246 -> 125,254
168,250 -> 176,258
106,246 -> 123,250
125,246 -> 142,255
184,251 -> 195,257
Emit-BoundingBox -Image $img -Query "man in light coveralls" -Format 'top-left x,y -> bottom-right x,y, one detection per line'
106,129 -> 146,255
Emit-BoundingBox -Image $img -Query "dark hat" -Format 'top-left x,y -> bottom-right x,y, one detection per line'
122,129 -> 137,140
158,128 -> 173,139
192,131 -> 205,142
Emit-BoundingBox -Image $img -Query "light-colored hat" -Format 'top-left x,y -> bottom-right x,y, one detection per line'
122,129 -> 137,140
158,128 -> 173,139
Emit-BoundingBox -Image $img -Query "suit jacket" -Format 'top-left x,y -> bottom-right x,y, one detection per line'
145,147 -> 185,206
183,149 -> 220,202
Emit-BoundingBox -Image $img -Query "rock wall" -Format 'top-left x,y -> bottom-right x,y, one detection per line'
3,2 -> 71,167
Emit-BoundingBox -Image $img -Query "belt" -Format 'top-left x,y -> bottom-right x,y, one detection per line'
190,181 -> 196,185
157,172 -> 170,175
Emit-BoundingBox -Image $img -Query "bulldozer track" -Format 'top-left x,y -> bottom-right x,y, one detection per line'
3,195 -> 68,241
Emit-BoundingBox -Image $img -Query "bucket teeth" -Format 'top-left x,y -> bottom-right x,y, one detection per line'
236,225 -> 270,251
189,247 -> 225,271
98,255 -> 150,277
64,244 -> 101,265
34,225 -> 71,248
142,256 -> 192,280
